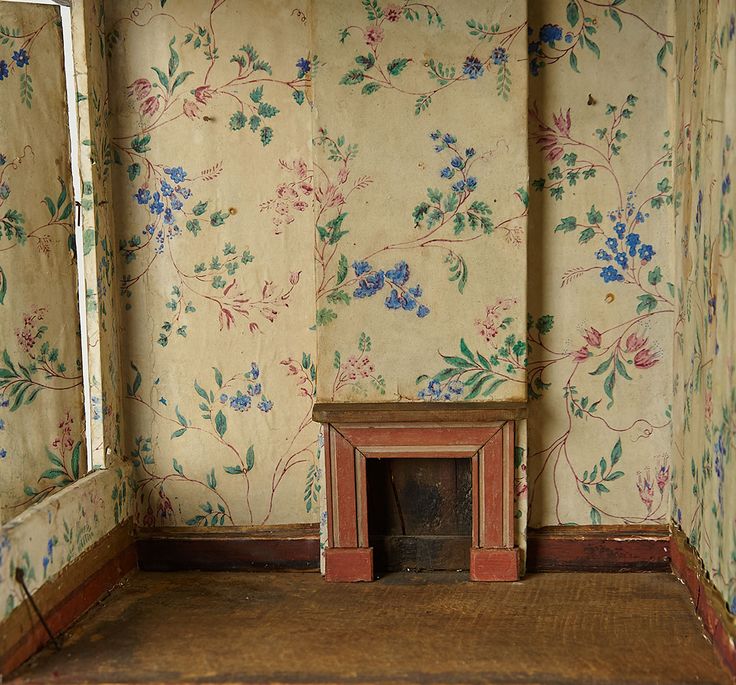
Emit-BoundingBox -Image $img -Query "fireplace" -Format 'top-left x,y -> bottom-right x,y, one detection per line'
313,402 -> 526,582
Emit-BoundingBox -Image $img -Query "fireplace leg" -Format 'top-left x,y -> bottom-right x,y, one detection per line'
470,547 -> 520,581
324,547 -> 374,582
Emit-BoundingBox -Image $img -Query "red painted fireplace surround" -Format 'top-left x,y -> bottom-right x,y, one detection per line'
313,402 -> 526,582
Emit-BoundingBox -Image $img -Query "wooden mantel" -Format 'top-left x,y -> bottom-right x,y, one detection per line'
313,401 -> 526,583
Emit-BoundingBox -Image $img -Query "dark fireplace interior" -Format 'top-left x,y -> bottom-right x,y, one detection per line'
366,458 -> 472,573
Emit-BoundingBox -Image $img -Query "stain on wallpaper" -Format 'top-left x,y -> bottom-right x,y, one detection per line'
672,0 -> 735,614
312,0 -> 529,403
106,0 -> 319,527
0,3 -> 86,524
526,0 -> 676,527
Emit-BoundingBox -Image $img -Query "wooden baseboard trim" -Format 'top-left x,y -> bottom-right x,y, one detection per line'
526,525 -> 671,572
1,521 -> 137,677
136,524 -> 320,571
670,527 -> 736,678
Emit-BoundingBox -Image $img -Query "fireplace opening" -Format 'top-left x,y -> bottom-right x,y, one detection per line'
366,458 -> 472,573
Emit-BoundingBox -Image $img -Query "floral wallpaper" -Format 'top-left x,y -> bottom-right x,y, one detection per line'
671,0 -> 735,615
525,0 -> 676,527
0,0 -> 133,626
312,0 -> 529,403
0,3 -> 86,524
105,0 -> 320,527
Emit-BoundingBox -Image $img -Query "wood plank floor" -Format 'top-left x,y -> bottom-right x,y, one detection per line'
9,571 -> 733,685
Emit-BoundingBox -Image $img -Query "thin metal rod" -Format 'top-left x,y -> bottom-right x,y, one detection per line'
14,568 -> 63,650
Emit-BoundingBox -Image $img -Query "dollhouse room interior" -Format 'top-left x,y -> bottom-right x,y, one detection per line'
0,0 -> 735,683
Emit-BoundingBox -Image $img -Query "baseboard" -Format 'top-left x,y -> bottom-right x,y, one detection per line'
670,526 -> 736,678
1,521 -> 137,677
527,525 -> 671,572
136,523 -> 320,571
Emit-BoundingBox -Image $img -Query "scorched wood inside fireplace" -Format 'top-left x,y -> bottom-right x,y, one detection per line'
313,402 -> 526,582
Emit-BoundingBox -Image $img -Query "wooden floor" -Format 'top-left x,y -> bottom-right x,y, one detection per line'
10,571 -> 733,685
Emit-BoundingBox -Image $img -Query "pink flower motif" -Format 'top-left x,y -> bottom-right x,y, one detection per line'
637,471 -> 654,512
385,4 -> 402,21
298,181 -> 314,195
342,355 -> 375,381
365,26 -> 384,46
625,331 -> 648,352
193,85 -> 214,104
475,298 -> 517,343
140,96 -> 160,117
293,200 -> 309,212
572,346 -> 591,362
634,347 -> 660,369
276,184 -> 299,200
582,327 -> 601,348
552,108 -> 572,137
704,390 -> 713,422
337,165 -> 350,184
183,99 -> 200,119
127,78 -> 151,100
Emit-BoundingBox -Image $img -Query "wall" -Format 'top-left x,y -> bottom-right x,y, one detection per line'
106,0 -> 319,527
526,0 -> 675,527
102,0 -> 683,536
1,0 -> 133,624
672,0 -> 735,614
0,3 -> 86,523
312,0 -> 528,404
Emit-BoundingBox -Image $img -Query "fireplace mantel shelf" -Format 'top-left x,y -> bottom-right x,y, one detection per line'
313,401 -> 527,424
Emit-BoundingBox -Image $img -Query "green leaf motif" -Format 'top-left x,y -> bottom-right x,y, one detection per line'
215,410 -> 227,438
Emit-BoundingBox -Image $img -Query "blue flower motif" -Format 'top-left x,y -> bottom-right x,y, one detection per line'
638,244 -> 655,261
440,167 -> 454,179
442,133 -> 457,145
248,383 -> 262,396
723,173 -> 731,195
564,32 -> 574,43
149,192 -> 164,215
352,260 -> 371,276
164,166 -> 187,183
296,57 -> 311,74
401,294 -> 417,311
462,56 -> 484,79
465,147 -> 475,158
0,154 -> 5,166
170,197 -> 183,211
161,180 -> 174,197
595,249 -> 611,261
0,419 -> 4,430
0,183 -> 9,200
625,233 -> 640,255
450,156 -> 464,169
0,61 -> 8,81
0,448 -> 6,459
452,179 -> 466,193
145,224 -> 155,235
417,304 -> 430,318
429,131 -> 441,140
428,379 -> 441,397
466,176 -> 478,191
491,47 -> 508,65
605,237 -> 619,251
529,58 -> 542,76
528,41 -> 541,55
220,393 -> 228,403
539,24 -> 563,45
614,252 -> 628,269
635,211 -> 648,224
163,208 -> 175,225
134,188 -> 151,205
258,398 -> 273,412
600,265 -> 624,283
250,362 -> 260,380
448,380 -> 464,395
614,222 -> 627,238
12,49 -> 29,68
178,187 -> 192,199
385,289 -> 402,309
386,261 -> 409,286
409,285 -> 423,297
354,270 -> 385,298
229,393 -> 251,412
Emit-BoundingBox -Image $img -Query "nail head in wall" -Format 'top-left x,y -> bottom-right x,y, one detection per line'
605,293 -> 615,303
203,116 -> 214,122
229,208 -> 237,215
587,94 -> 597,105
